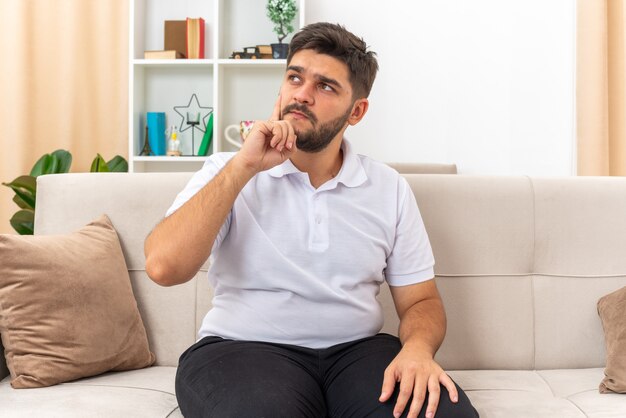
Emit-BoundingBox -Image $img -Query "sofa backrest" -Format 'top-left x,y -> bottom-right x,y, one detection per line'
18,173 -> 626,372
393,176 -> 626,370
386,162 -> 457,174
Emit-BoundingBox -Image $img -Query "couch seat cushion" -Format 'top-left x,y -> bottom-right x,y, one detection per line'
2,367 -> 625,417
450,368 -> 626,418
0,366 -> 179,418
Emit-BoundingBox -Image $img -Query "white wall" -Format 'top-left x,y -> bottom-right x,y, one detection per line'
305,0 -> 576,175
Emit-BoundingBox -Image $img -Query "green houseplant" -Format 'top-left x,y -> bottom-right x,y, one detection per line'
266,0 -> 297,59
2,150 -> 128,235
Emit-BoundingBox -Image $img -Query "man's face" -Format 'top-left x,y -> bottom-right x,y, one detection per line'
279,49 -> 356,153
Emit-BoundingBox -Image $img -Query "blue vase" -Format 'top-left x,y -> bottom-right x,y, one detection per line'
146,112 -> 166,155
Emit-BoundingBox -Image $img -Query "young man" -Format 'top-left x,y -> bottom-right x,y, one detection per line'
145,23 -> 478,418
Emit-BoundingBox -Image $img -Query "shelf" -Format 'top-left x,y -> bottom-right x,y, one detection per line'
217,59 -> 287,67
133,59 -> 286,68
134,59 -> 215,67
133,156 -> 209,162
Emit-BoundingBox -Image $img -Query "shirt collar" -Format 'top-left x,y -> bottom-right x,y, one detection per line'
267,138 -> 368,188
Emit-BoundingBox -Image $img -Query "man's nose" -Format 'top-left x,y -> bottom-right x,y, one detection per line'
293,83 -> 315,106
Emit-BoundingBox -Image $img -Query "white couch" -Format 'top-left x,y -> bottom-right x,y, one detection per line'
1,172 -> 626,417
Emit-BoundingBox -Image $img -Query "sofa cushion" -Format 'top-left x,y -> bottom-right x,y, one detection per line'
597,286 -> 626,393
0,366 -> 179,418
3,367 -> 621,418
0,215 -> 155,388
450,368 -> 626,418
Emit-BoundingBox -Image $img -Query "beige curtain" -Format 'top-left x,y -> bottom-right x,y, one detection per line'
0,0 -> 128,234
577,0 -> 626,175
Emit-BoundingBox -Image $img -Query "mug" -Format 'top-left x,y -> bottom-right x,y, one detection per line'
224,120 -> 254,149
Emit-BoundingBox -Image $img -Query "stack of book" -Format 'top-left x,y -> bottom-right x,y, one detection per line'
143,18 -> 205,60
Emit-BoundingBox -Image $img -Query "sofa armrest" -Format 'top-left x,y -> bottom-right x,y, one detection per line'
0,336 -> 8,380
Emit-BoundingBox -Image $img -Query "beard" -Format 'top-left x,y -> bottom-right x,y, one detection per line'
282,103 -> 353,153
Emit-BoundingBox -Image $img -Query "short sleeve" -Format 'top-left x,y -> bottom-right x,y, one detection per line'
165,152 -> 236,252
385,177 -> 435,286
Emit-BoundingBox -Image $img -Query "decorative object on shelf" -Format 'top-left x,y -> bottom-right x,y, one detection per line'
173,94 -> 213,156
198,113 -> 214,156
229,45 -> 273,60
186,111 -> 201,155
2,150 -> 127,235
230,46 -> 261,59
164,20 -> 187,58
266,0 -> 297,59
140,125 -> 154,156
186,17 -> 205,59
166,125 -> 182,156
224,120 -> 255,149
146,112 -> 166,155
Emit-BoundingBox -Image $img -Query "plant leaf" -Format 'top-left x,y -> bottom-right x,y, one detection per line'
47,153 -> 60,174
30,150 -> 72,176
90,154 -> 110,172
9,209 -> 34,235
2,175 -> 36,209
13,194 -> 30,209
107,155 -> 128,172
3,175 -> 36,194
51,150 -> 72,173
30,154 -> 52,177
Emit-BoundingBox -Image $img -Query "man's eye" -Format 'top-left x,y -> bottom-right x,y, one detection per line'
288,75 -> 301,83
320,83 -> 334,92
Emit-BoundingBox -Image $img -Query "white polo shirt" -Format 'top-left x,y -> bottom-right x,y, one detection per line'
166,139 -> 435,349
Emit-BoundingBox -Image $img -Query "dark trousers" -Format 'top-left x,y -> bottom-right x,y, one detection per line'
175,333 -> 478,418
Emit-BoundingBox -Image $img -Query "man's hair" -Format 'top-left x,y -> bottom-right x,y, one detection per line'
287,22 -> 379,99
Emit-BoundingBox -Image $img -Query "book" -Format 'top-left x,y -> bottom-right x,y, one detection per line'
186,17 -> 205,59
144,50 -> 184,59
198,113 -> 213,156
164,20 -> 187,58
257,45 -> 272,55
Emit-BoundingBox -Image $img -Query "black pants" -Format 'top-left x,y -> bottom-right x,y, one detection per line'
175,333 -> 478,418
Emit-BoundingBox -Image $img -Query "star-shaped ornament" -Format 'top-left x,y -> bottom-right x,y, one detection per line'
173,93 -> 213,133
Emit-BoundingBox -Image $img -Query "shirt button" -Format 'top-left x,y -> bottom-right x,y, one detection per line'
316,217 -> 322,224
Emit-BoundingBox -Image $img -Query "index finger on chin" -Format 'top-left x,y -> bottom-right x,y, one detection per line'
270,93 -> 282,121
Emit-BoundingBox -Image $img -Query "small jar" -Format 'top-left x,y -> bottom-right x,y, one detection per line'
166,126 -> 182,156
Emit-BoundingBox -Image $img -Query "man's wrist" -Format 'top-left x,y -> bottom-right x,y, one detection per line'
230,154 -> 260,181
400,338 -> 436,358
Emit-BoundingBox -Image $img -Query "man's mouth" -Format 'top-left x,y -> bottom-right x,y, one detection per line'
282,104 -> 317,123
288,110 -> 309,120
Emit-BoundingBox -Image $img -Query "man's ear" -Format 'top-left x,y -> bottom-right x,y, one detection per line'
347,98 -> 369,126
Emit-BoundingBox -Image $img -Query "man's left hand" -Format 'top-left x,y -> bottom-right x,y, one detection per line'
379,345 -> 458,418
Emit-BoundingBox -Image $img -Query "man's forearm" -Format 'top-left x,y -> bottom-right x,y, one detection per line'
398,298 -> 447,357
145,156 -> 256,286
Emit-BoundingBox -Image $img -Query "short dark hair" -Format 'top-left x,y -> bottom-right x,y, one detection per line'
287,22 -> 379,99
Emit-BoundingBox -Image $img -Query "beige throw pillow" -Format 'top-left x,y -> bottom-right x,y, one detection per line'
598,285 -> 626,394
0,215 -> 155,389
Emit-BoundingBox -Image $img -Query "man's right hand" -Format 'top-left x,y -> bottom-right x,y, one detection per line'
233,94 -> 298,175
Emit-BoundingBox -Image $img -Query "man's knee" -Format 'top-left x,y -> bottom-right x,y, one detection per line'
176,378 -> 321,418
374,382 -> 478,418
174,339 -> 326,418
426,383 -> 479,418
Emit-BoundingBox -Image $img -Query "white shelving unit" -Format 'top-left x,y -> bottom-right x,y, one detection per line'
129,0 -> 306,172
